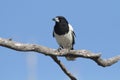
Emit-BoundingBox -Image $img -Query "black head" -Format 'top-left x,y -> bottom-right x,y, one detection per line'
52,16 -> 68,24
52,16 -> 69,35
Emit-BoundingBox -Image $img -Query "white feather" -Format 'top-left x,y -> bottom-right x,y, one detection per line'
54,24 -> 74,50
68,24 -> 74,31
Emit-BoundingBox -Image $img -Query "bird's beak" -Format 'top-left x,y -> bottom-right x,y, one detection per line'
52,18 -> 56,21
52,17 -> 59,22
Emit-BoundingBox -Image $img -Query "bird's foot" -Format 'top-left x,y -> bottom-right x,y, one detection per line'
57,47 -> 63,52
57,48 -> 69,56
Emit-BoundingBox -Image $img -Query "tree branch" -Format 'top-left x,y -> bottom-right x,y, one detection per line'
0,37 -> 120,80
51,56 -> 77,80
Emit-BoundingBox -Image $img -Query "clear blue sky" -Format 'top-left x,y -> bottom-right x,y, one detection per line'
0,0 -> 120,80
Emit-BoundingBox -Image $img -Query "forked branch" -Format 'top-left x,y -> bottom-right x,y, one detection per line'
0,37 -> 120,80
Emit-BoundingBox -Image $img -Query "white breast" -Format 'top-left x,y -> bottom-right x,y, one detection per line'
54,29 -> 73,49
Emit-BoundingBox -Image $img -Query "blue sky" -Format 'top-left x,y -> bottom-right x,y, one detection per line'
0,0 -> 120,80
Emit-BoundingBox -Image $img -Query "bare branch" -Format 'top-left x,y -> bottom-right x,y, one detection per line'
93,55 -> 120,67
0,37 -> 101,58
0,37 -> 120,80
51,56 -> 77,80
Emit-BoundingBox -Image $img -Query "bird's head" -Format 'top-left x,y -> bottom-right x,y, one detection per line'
52,16 -> 68,24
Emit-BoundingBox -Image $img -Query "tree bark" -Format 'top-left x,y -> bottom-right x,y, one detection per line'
0,37 -> 120,80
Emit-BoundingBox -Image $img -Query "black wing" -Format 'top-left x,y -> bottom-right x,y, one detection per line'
72,31 -> 76,45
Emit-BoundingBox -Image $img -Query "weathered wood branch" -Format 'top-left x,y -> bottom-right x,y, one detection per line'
51,56 -> 77,80
0,37 -> 120,80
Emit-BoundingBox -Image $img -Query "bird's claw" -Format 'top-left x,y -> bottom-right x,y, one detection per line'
57,47 -> 63,52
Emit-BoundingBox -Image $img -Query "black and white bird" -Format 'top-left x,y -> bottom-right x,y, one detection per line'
52,16 -> 76,60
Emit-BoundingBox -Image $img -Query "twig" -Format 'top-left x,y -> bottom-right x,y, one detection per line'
51,56 -> 77,80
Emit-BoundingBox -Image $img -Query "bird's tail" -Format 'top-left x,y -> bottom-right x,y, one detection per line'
66,56 -> 76,61
65,48 -> 76,61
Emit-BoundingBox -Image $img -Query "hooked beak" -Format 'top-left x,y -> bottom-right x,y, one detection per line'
52,17 -> 59,22
52,18 -> 56,21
